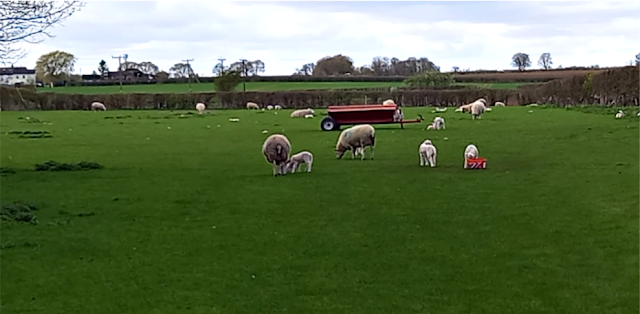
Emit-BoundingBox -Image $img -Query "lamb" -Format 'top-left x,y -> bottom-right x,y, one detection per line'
285,151 -> 313,173
419,139 -> 437,167
274,105 -> 282,110
383,99 -> 395,105
335,124 -> 376,160
247,102 -> 259,110
615,110 -> 625,118
262,134 -> 291,176
494,101 -> 506,107
463,144 -> 479,169
471,100 -> 486,119
393,106 -> 404,122
267,105 -> 274,110
290,108 -> 315,118
426,116 -> 445,130
91,102 -> 107,111
195,102 -> 206,114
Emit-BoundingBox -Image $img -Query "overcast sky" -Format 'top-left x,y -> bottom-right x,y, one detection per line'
11,0 -> 640,76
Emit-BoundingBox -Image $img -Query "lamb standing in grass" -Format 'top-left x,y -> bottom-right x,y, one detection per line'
419,139 -> 437,167
195,103 -> 206,114
471,100 -> 486,119
335,124 -> 376,160
463,144 -> 479,169
262,134 -> 291,176
290,108 -> 314,118
91,102 -> 107,111
247,102 -> 259,110
285,151 -> 313,173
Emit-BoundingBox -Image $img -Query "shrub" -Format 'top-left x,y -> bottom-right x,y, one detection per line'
214,70 -> 242,92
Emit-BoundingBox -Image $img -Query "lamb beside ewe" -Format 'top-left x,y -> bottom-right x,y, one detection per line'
336,124 -> 376,160
247,102 -> 259,110
262,134 -> 291,176
91,102 -> 107,111
291,108 -> 314,118
463,144 -> 479,169
195,103 -> 206,114
285,151 -> 313,173
615,110 -> 625,119
419,139 -> 437,167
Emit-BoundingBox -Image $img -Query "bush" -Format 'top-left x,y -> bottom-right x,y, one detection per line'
404,71 -> 455,88
214,71 -> 242,92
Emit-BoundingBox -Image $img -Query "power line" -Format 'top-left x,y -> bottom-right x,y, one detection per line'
239,58 -> 248,92
218,57 -> 226,75
182,58 -> 198,90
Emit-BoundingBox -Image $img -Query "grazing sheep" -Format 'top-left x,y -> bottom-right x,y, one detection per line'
419,139 -> 437,167
267,105 -> 274,110
494,101 -> 506,107
195,103 -> 206,114
335,124 -> 376,160
615,110 -> 625,119
463,144 -> 479,169
262,134 -> 291,176
91,102 -> 107,111
471,101 -> 486,119
290,108 -> 315,118
247,102 -> 259,110
383,99 -> 395,105
285,151 -> 313,173
274,105 -> 282,110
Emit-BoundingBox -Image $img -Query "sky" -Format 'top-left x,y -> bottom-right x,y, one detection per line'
9,0 -> 640,76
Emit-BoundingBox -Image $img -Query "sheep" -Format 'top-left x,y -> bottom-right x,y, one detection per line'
267,105 -> 274,110
419,139 -> 437,167
494,101 -> 506,107
247,102 -> 259,110
434,116 -> 445,129
290,108 -> 315,118
615,110 -> 625,119
463,144 -> 479,169
383,99 -> 395,105
393,106 -> 404,122
335,124 -> 376,160
91,102 -> 107,111
274,105 -> 282,110
195,103 -> 206,114
262,134 -> 291,176
284,151 -> 313,174
471,101 -> 486,119
435,107 -> 447,112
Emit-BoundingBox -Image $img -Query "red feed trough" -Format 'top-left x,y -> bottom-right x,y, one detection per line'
320,104 -> 424,131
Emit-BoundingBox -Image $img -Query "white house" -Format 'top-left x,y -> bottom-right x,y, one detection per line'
0,66 -> 36,86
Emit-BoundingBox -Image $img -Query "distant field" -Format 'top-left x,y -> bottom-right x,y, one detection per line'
37,82 -> 523,95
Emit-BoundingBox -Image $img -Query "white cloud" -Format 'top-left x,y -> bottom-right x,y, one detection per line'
9,0 -> 640,75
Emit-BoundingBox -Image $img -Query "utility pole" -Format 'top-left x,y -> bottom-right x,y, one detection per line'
182,58 -> 194,92
240,58 -> 248,92
218,58 -> 226,75
112,55 -> 123,92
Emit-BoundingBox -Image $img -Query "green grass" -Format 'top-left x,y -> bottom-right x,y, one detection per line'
1,106 -> 638,314
37,81 -> 522,94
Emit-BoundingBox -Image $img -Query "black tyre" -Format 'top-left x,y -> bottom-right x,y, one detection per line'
321,116 -> 338,131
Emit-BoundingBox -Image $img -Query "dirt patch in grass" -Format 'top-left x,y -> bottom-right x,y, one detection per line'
34,160 -> 104,171
0,167 -> 17,175
6,130 -> 53,139
104,115 -> 133,119
0,202 -> 39,224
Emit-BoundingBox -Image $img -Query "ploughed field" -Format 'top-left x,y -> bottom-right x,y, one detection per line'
1,106 -> 638,314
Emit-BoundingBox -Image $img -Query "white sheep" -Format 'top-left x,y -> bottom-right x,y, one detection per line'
494,101 -> 506,107
393,106 -> 404,122
471,101 -> 486,119
274,105 -> 282,110
91,102 -> 107,111
383,99 -> 395,105
463,144 -> 479,169
285,151 -> 313,173
336,124 -> 376,160
434,116 -> 445,129
419,139 -> 437,167
267,105 -> 274,110
262,134 -> 291,176
195,102 -> 206,114
615,110 -> 625,119
290,108 -> 315,118
247,102 -> 259,110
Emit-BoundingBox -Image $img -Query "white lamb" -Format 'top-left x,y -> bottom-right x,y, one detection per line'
290,108 -> 314,118
274,105 -> 282,110
247,102 -> 259,110
419,139 -> 437,167
393,106 -> 404,122
615,110 -> 625,119
285,151 -> 313,173
383,99 -> 395,105
471,101 -> 486,119
463,144 -> 479,169
91,102 -> 107,111
426,117 -> 445,130
494,101 -> 506,107
262,134 -> 291,176
195,102 -> 206,114
335,124 -> 376,160
267,105 -> 274,110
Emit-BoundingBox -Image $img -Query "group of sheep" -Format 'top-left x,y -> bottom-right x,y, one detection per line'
615,110 -> 640,118
418,140 -> 480,169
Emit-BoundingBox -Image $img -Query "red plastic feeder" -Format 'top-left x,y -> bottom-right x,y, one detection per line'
466,158 -> 487,169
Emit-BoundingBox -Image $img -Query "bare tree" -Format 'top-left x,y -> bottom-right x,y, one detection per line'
0,1 -> 85,63
249,60 -> 265,75
537,53 -> 552,70
137,61 -> 159,76
511,52 -> 531,71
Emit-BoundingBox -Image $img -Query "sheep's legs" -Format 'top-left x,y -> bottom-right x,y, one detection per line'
272,163 -> 278,176
429,155 -> 436,167
306,162 -> 312,172
420,154 -> 425,166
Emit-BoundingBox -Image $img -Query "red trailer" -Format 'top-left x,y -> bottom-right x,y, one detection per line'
320,104 -> 424,131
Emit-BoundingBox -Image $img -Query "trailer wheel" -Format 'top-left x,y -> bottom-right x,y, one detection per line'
321,116 -> 338,131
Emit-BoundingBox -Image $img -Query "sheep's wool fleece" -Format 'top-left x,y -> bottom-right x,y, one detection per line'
262,134 -> 291,165
336,124 -> 375,151
471,102 -> 485,115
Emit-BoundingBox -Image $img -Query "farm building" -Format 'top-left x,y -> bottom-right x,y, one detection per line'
0,66 -> 36,86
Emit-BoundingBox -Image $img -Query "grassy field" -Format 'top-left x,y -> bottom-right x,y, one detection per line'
1,106 -> 638,313
37,81 -> 523,94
